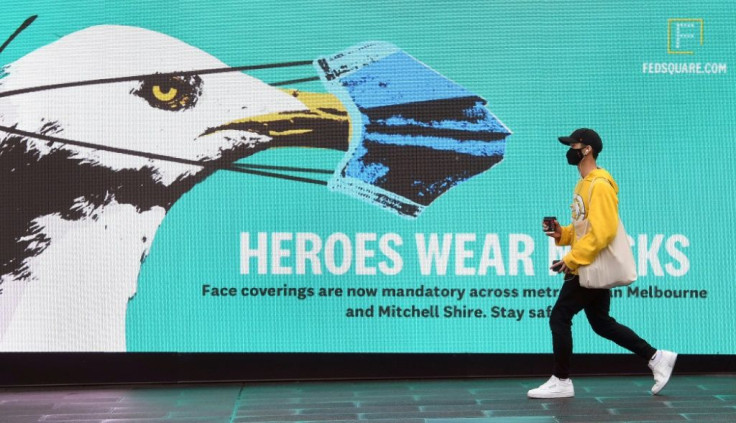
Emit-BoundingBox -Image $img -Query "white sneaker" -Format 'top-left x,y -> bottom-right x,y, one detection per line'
648,350 -> 677,395
527,375 -> 574,398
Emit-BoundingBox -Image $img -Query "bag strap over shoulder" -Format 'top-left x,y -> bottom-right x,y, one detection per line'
580,177 -> 616,234
587,177 -> 613,205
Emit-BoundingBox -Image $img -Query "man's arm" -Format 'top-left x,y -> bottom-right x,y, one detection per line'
557,224 -> 573,246
562,181 -> 619,270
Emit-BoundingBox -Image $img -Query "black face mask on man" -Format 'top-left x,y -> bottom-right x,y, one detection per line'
566,147 -> 586,166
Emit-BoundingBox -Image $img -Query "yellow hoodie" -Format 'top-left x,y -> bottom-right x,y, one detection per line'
558,168 -> 619,271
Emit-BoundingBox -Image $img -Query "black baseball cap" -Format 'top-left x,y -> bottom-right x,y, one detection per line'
558,128 -> 602,154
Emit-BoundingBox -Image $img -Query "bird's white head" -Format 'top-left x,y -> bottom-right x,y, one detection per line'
0,26 -> 349,351
0,25 -> 347,189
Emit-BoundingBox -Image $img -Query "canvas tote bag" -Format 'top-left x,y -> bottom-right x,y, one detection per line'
572,178 -> 637,289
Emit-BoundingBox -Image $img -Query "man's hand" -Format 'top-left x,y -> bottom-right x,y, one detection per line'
543,218 -> 562,242
550,259 -> 572,274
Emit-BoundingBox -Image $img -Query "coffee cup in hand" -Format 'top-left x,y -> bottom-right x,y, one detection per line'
543,216 -> 557,233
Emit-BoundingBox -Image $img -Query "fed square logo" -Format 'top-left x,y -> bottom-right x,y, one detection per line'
667,18 -> 703,55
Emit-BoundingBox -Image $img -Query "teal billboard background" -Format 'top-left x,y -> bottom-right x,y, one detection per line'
1,1 -> 734,353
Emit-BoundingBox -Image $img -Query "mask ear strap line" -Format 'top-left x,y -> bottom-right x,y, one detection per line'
269,76 -> 321,87
229,162 -> 333,175
0,124 -> 330,185
0,61 -> 315,99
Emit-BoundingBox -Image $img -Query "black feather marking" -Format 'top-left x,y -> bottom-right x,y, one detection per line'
0,15 -> 37,55
0,132 -> 210,279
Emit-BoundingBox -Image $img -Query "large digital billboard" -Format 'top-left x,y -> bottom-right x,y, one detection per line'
1,1 -> 733,355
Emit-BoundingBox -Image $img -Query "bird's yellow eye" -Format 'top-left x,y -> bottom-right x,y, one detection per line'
133,74 -> 202,111
152,85 -> 178,102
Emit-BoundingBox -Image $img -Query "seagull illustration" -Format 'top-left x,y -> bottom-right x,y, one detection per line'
0,25 -> 348,351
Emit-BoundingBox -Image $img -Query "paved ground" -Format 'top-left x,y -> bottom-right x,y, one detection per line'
0,375 -> 734,423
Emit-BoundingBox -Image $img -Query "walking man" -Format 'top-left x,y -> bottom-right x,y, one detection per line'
527,128 -> 677,399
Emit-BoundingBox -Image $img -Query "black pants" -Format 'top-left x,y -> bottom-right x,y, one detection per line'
550,275 -> 657,379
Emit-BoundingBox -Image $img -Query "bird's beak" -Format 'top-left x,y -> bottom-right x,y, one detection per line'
206,89 -> 350,152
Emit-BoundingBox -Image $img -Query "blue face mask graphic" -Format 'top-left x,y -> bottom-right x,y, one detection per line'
317,42 -> 512,218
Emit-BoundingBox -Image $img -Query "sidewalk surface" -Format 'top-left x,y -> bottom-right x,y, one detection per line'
0,375 -> 734,422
